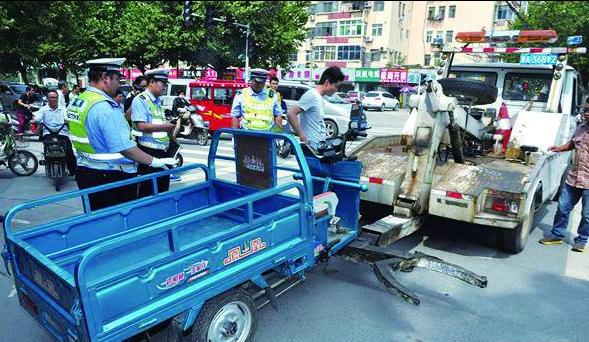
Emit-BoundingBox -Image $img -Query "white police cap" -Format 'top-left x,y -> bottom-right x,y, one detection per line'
86,58 -> 126,74
145,68 -> 170,83
250,68 -> 268,83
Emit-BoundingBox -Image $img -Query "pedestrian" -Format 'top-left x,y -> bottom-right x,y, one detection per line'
15,86 -> 36,135
114,90 -> 125,106
269,76 -> 288,116
131,68 -> 177,198
32,90 -> 77,175
124,75 -> 147,123
231,69 -> 283,131
287,66 -> 344,149
67,58 -> 177,211
57,81 -> 69,109
70,85 -> 81,101
172,90 -> 190,115
540,103 -> 589,252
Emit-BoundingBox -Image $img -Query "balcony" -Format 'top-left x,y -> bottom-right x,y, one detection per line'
326,36 -> 350,44
327,12 -> 352,20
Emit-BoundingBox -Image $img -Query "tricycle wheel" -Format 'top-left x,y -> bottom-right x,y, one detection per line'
196,130 -> 208,146
191,288 -> 257,342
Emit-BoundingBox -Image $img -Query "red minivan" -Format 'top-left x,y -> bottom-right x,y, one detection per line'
189,80 -> 249,132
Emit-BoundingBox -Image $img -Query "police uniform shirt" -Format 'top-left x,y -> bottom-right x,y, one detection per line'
131,89 -> 168,150
74,86 -> 137,172
230,87 -> 283,122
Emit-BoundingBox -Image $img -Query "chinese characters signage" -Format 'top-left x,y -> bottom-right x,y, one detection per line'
355,68 -> 380,83
380,69 -> 408,83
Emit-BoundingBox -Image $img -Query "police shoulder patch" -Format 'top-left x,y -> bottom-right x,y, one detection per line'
72,99 -> 85,107
268,90 -> 275,98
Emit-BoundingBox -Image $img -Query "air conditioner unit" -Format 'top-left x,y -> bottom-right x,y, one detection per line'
365,36 -> 374,42
309,15 -> 315,22
365,1 -> 372,8
379,47 -> 384,52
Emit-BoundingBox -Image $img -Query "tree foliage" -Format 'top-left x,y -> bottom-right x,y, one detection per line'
512,1 -> 589,83
0,1 -> 309,80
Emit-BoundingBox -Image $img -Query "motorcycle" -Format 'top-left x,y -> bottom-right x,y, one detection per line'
9,103 -> 42,137
39,123 -> 68,191
169,105 -> 209,146
0,112 -> 39,176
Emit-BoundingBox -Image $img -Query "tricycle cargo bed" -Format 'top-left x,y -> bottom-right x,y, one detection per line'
6,172 -> 310,341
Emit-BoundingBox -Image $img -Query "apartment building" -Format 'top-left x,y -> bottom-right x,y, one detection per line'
407,1 -> 528,66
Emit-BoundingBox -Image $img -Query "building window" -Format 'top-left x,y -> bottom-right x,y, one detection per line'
374,1 -> 385,11
371,49 -> 381,62
314,46 -> 337,61
372,24 -> 383,37
426,31 -> 432,43
307,28 -> 314,39
399,2 -> 406,19
406,29 -> 409,39
445,30 -> 453,43
438,6 -> 445,19
351,1 -> 365,10
424,54 -> 431,66
428,6 -> 435,19
496,5 -> 513,20
289,52 -> 298,62
305,51 -> 311,61
315,22 -> 337,37
315,1 -> 339,13
337,45 -> 363,60
449,5 -> 456,18
433,52 -> 441,66
436,31 -> 443,40
308,4 -> 316,14
339,20 -> 364,36
400,28 -> 404,40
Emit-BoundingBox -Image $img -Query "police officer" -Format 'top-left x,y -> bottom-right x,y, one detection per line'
231,69 -> 283,131
131,68 -> 177,198
67,58 -> 177,211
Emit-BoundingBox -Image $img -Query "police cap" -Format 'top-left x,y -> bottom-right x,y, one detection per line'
145,68 -> 170,84
86,58 -> 126,75
250,68 -> 268,83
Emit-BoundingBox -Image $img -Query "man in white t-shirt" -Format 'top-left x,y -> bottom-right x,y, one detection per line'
287,67 -> 345,149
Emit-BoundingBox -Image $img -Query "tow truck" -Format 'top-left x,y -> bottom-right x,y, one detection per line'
353,29 -> 586,253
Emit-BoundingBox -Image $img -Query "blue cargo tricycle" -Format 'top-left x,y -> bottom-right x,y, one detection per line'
2,129 -> 486,342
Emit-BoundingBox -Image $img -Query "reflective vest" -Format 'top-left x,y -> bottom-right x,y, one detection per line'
131,92 -> 169,147
241,88 -> 275,131
66,90 -> 130,163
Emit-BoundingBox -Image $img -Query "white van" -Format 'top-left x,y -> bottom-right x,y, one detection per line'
161,79 -> 194,112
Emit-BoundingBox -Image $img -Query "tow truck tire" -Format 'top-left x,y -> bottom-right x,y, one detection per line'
497,190 -> 540,253
437,78 -> 498,106
190,288 -> 257,342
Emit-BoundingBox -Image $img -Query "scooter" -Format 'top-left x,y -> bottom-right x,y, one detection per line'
9,104 -> 41,137
39,123 -> 68,191
170,105 -> 209,146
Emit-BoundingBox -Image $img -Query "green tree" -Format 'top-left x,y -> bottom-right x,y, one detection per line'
511,1 -> 589,82
0,1 -> 47,83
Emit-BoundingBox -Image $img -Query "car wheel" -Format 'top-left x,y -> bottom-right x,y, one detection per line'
394,103 -> 399,111
324,119 -> 338,139
380,103 -> 385,112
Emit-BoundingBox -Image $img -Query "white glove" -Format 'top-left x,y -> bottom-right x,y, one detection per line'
150,157 -> 178,169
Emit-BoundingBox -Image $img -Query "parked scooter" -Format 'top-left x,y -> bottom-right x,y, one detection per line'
170,105 -> 209,146
0,112 -> 39,176
39,123 -> 68,191
9,103 -> 41,137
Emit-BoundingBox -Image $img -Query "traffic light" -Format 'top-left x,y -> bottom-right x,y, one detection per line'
183,1 -> 192,27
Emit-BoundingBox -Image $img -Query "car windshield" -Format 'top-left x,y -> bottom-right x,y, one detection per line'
503,73 -> 552,102
365,93 -> 379,97
448,71 -> 497,86
324,94 -> 348,104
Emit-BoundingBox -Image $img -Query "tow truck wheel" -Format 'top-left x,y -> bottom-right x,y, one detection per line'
192,288 -> 257,342
497,196 -> 537,254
